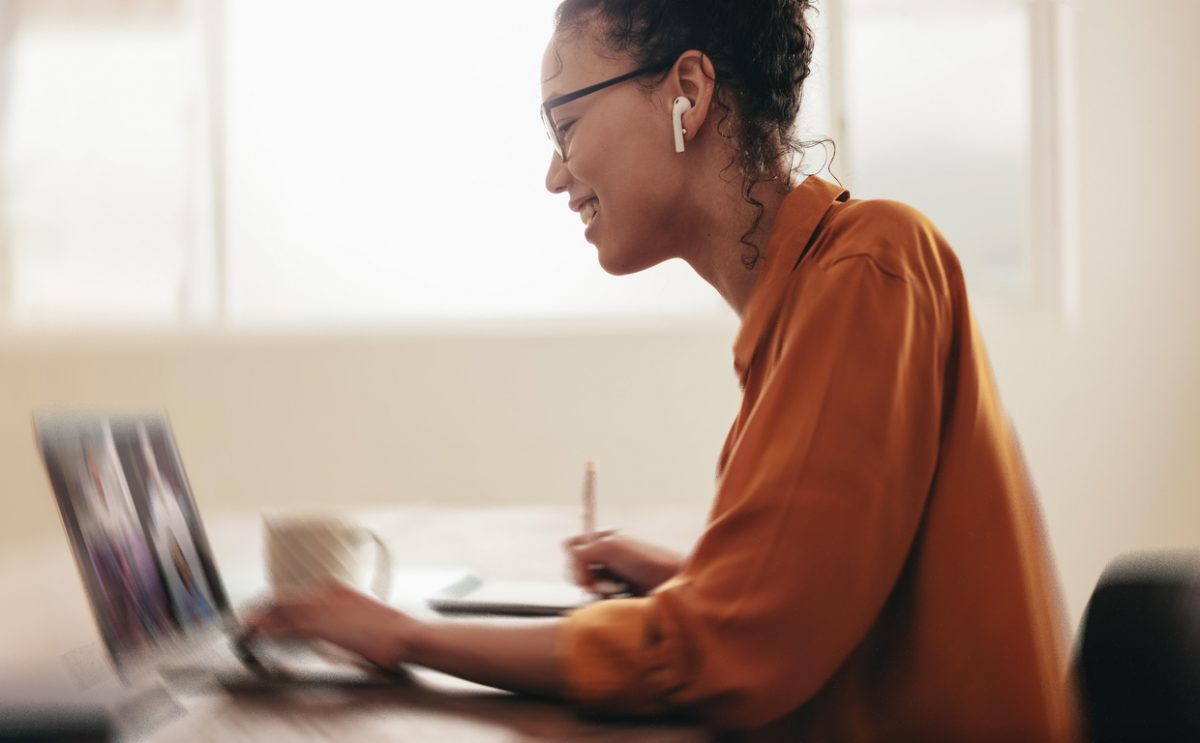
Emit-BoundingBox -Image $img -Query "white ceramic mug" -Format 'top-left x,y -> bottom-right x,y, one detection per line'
263,514 -> 392,601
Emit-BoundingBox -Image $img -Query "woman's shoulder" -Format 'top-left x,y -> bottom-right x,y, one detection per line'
807,195 -> 964,301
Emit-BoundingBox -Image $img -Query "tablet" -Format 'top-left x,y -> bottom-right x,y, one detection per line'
428,576 -> 600,617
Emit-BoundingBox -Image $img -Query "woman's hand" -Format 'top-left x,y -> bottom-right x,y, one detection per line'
243,581 -> 421,669
564,530 -> 684,596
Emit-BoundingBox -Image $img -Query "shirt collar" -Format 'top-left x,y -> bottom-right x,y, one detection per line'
732,175 -> 850,382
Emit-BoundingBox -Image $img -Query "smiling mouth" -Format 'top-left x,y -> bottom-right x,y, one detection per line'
580,199 -> 599,227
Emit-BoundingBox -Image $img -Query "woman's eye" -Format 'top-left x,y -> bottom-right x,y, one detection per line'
556,121 -> 575,137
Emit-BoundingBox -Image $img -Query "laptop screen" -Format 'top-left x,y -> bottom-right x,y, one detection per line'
36,412 -> 230,666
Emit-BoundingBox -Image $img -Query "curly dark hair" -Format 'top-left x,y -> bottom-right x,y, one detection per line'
553,0 -> 827,268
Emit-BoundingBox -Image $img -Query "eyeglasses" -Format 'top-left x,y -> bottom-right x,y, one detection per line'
540,63 -> 672,160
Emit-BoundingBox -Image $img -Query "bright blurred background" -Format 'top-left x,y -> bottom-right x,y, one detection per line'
1,0 -> 1198,661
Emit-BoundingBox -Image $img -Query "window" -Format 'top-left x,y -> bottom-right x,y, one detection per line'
221,1 -> 731,325
836,0 -> 1077,314
0,0 -> 1072,328
0,0 -> 213,326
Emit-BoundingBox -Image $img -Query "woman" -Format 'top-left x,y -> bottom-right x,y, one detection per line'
248,1 -> 1080,738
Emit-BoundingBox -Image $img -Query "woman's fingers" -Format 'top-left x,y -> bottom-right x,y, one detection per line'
242,582 -> 341,636
567,551 -> 600,588
562,529 -> 617,550
568,536 -> 639,594
564,531 -> 622,589
244,600 -> 305,637
571,535 -> 624,564
237,581 -> 418,670
566,534 -> 685,596
567,559 -> 594,589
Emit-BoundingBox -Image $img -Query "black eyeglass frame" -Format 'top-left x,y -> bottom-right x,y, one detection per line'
540,62 -> 673,160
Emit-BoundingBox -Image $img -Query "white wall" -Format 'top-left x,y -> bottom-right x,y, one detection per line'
0,321 -> 738,547
973,0 -> 1200,626
2,0 -> 1198,637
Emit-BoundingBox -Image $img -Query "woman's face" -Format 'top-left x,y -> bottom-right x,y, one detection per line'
541,28 -> 688,275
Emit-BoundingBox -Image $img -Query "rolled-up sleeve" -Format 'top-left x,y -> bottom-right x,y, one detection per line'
563,254 -> 948,728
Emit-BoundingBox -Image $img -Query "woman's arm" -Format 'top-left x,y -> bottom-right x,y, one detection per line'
245,582 -> 568,698
409,618 -> 566,698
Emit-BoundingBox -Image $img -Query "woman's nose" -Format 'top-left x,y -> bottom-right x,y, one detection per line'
544,151 -> 570,194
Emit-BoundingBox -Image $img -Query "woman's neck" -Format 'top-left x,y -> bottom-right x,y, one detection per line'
681,175 -> 792,318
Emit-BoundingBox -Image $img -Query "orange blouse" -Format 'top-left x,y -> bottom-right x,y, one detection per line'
562,176 -> 1080,740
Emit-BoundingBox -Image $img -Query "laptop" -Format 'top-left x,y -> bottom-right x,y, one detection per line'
34,411 -> 407,690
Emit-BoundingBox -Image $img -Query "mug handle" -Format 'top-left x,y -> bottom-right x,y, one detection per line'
362,528 -> 393,602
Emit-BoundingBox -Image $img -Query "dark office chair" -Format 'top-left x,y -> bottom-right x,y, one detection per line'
1075,552 -> 1200,742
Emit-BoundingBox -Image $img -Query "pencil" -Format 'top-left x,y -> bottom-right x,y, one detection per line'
583,460 -> 597,540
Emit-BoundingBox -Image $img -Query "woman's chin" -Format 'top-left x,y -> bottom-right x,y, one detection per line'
596,242 -> 671,276
596,247 -> 643,276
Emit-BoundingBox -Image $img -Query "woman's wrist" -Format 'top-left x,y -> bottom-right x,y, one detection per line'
386,613 -> 430,668
642,547 -> 685,592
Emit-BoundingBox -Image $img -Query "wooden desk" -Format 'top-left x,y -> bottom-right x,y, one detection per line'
1,504 -> 712,742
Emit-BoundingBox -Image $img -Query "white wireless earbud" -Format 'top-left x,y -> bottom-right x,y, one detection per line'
672,96 -> 693,153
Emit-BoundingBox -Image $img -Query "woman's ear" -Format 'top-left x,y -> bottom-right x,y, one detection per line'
671,50 -> 717,145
